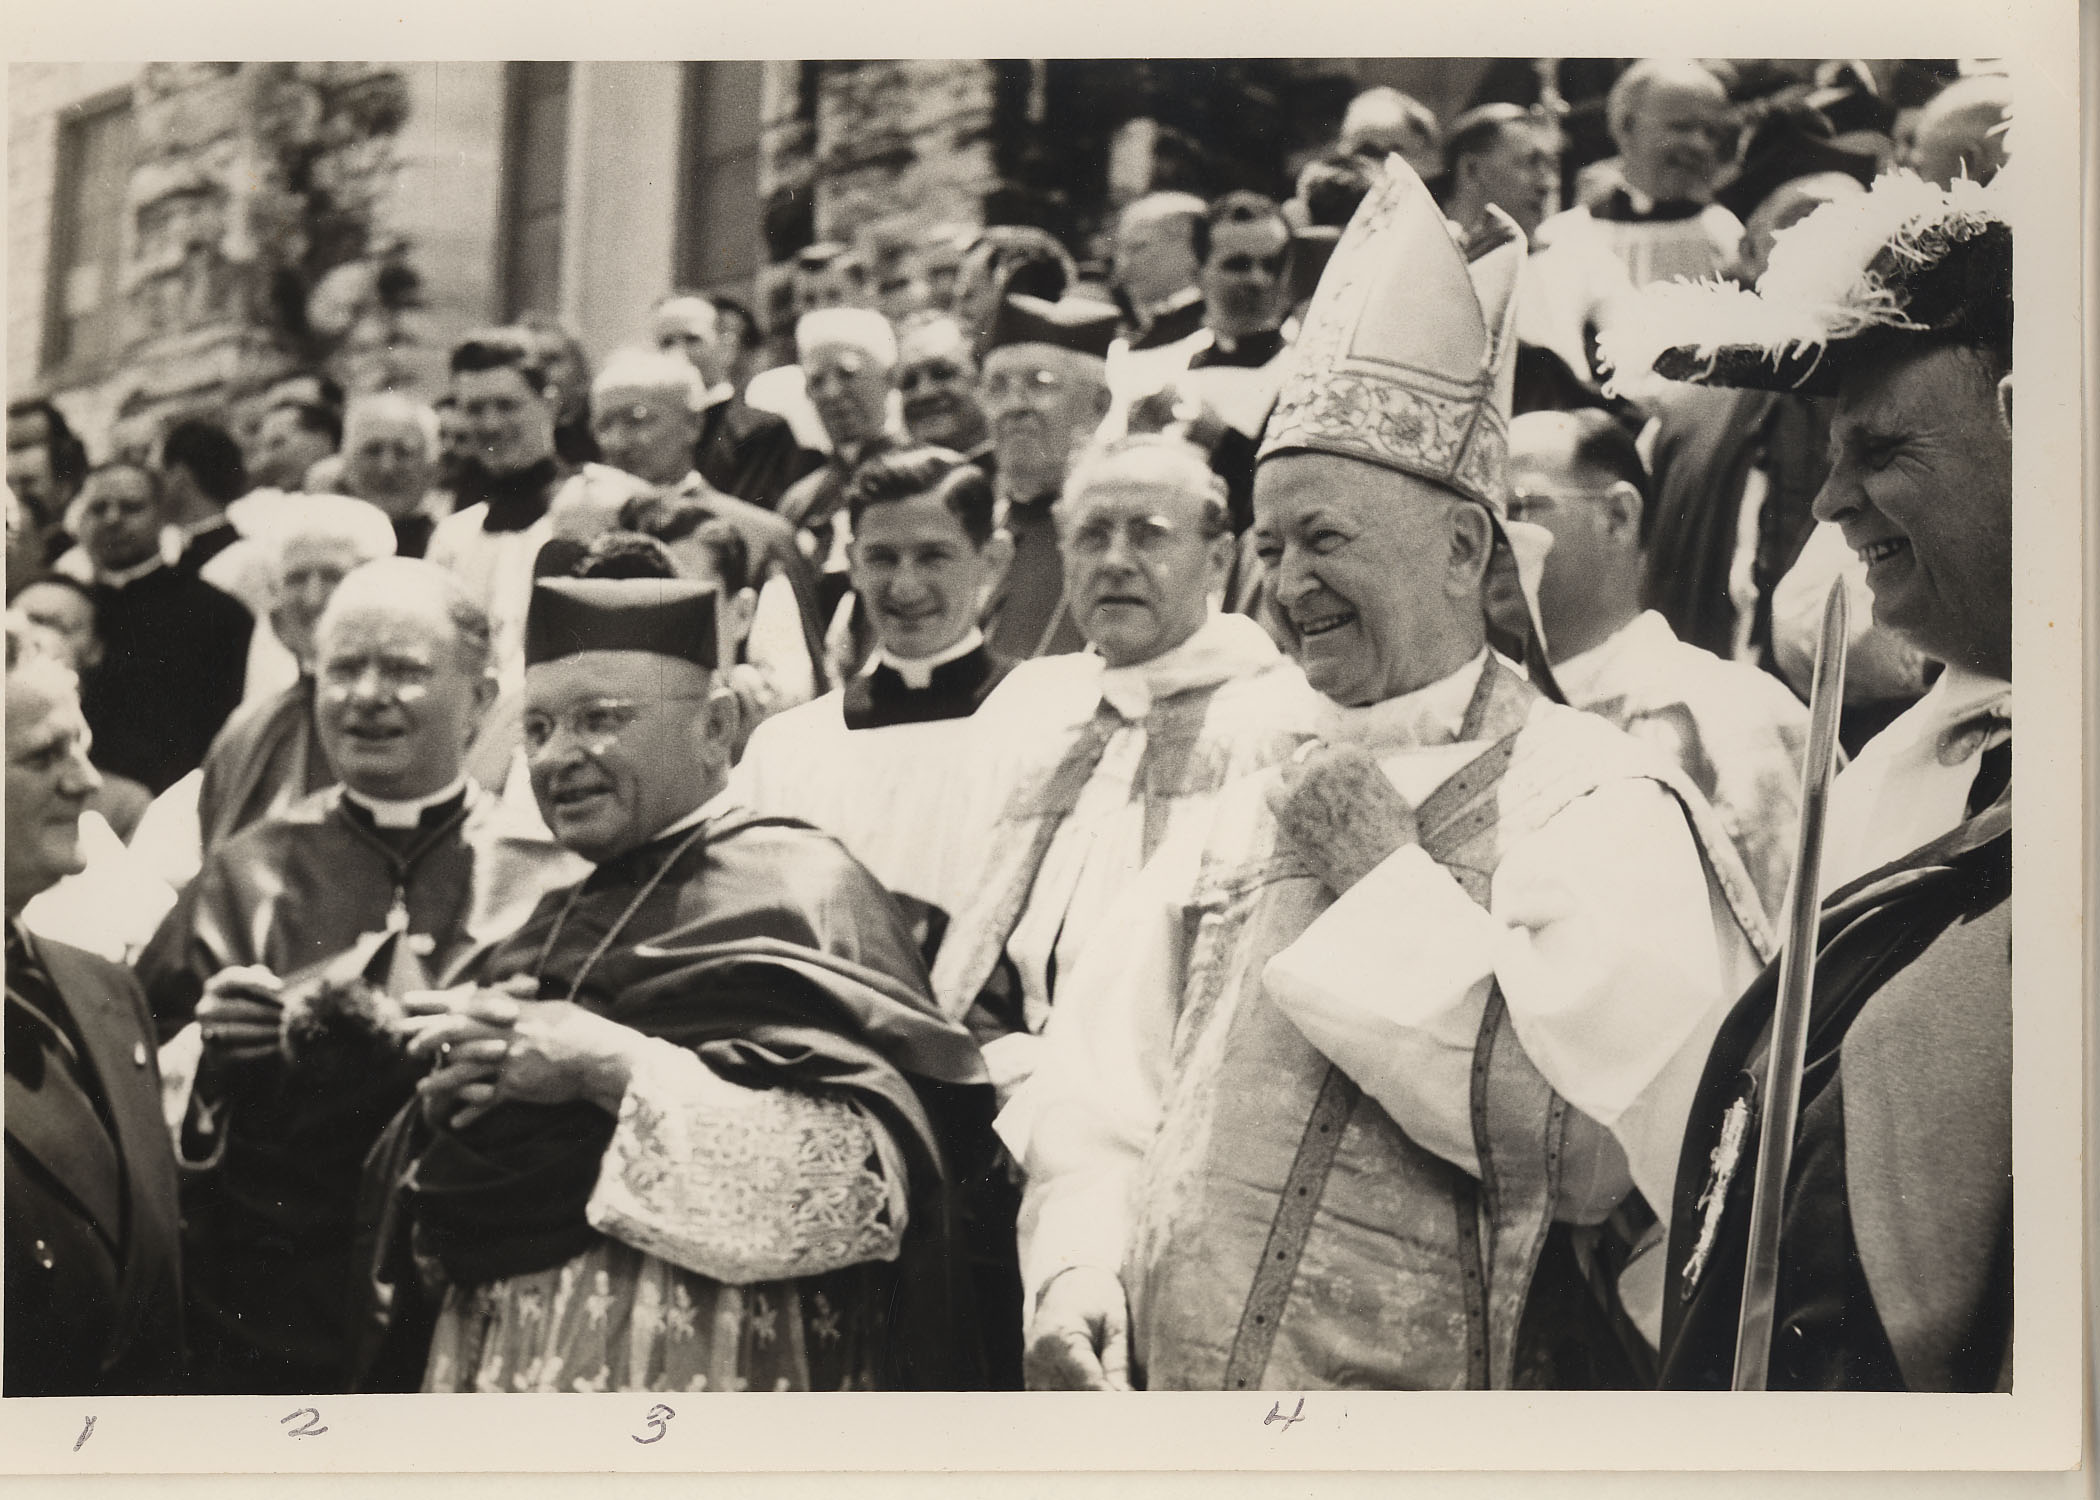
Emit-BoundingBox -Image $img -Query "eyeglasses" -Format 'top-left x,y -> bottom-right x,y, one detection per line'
1062,512 -> 1188,559
981,366 -> 1067,401
1505,485 -> 1620,522
521,695 -> 709,756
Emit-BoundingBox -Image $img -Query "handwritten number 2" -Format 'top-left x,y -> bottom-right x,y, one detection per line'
632,1404 -> 676,1445
1264,1397 -> 1305,1431
282,1407 -> 327,1438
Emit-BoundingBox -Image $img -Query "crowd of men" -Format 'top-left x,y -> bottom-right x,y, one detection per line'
6,57 -> 2016,1399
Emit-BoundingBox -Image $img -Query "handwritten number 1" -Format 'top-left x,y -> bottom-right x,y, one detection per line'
282,1407 -> 327,1438
74,1415 -> 95,1451
633,1404 -> 676,1444
1265,1397 -> 1306,1431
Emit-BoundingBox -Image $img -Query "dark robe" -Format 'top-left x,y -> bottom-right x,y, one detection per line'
5,923 -> 184,1396
694,394 -> 823,511
1125,295 -> 1208,352
352,807 -> 997,1391
135,786 -> 572,1393
1659,791 -> 2012,1391
193,677 -> 332,866
82,563 -> 254,794
984,493 -> 1085,661
175,516 -> 242,577
841,644 -> 1014,731
1642,386 -> 1828,662
391,512 -> 438,560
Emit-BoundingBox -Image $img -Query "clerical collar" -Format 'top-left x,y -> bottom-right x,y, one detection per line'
1199,326 -> 1287,364
343,775 -> 471,829
1142,285 -> 1204,324
92,552 -> 169,589
1547,609 -> 1661,705
1316,648 -> 1492,753
1598,185 -> 1708,223
870,629 -> 985,690
1095,610 -> 1279,722
480,458 -> 562,532
700,381 -> 736,412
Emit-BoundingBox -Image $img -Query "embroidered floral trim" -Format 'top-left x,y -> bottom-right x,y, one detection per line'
587,1040 -> 907,1285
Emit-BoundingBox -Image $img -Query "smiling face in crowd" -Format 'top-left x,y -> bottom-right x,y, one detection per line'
452,363 -> 558,476
1253,453 -> 1492,707
1814,343 -> 2013,681
313,583 -> 493,802
895,319 -> 985,451
849,487 -> 1007,662
523,650 -> 729,864
1617,70 -> 1733,205
1059,475 -> 1232,669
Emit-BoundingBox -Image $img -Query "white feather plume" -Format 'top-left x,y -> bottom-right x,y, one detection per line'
1596,170 -> 2005,399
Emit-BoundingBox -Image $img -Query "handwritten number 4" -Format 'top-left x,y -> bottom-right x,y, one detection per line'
1265,1398 -> 1306,1431
282,1408 -> 327,1438
632,1404 -> 676,1445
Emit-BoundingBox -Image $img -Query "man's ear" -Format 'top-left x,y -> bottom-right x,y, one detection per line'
701,680 -> 742,762
460,671 -> 502,752
1603,480 -> 1644,543
1203,530 -> 1238,593
1446,500 -> 1494,591
1995,372 -> 2013,437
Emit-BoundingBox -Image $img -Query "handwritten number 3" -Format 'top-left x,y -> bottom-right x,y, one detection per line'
633,1404 -> 676,1444
282,1408 -> 327,1438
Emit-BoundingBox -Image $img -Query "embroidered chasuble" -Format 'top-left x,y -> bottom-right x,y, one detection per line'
1003,652 -> 1773,1390
354,805 -> 995,1393
133,785 -> 583,1393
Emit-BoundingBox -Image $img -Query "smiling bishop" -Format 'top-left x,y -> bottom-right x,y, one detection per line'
1005,154 -> 1775,1392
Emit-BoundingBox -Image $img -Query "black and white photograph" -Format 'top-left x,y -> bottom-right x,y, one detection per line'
0,3 -> 2088,1485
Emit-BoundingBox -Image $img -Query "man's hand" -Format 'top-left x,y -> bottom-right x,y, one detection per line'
402,989 -> 649,1129
196,966 -> 285,1064
1266,743 -> 1420,896
1023,1265 -> 1133,1391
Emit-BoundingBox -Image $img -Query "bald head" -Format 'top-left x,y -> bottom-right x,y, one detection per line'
1505,409 -> 1651,661
1907,75 -> 2012,187
1609,60 -> 1732,204
312,558 -> 497,799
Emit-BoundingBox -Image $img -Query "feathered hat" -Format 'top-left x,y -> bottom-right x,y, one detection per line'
1597,169 -> 2011,398
1259,153 -> 1563,686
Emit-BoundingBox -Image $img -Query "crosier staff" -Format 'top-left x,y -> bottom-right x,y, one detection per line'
1732,579 -> 1848,1390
